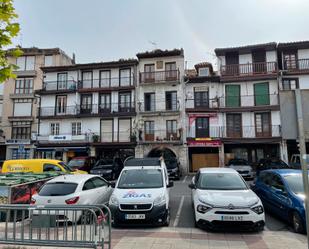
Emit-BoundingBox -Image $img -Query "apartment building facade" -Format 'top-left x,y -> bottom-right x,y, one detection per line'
1,48 -> 73,160
134,49 -> 188,172
36,60 -> 138,162
277,41 -> 309,159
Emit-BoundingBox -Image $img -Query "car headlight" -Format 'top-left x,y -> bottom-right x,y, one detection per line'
154,195 -> 166,206
197,204 -> 212,213
109,195 -> 119,206
251,205 -> 264,214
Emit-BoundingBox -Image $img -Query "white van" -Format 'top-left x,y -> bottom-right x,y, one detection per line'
109,157 -> 173,226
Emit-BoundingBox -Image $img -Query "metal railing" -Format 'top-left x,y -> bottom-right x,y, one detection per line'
139,129 -> 183,143
220,62 -> 277,77
39,106 -> 78,117
139,70 -> 180,83
42,80 -> 77,91
138,100 -> 180,112
185,94 -> 278,109
78,77 -> 134,89
186,125 -> 281,139
284,59 -> 309,72
0,204 -> 111,249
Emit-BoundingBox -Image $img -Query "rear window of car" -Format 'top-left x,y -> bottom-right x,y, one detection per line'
39,182 -> 78,196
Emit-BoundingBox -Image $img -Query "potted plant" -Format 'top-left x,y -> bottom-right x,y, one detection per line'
92,134 -> 100,143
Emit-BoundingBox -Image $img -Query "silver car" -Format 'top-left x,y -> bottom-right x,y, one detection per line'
227,159 -> 254,179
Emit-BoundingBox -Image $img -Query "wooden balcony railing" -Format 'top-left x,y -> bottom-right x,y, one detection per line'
220,62 -> 277,77
139,70 -> 180,84
284,59 -> 309,72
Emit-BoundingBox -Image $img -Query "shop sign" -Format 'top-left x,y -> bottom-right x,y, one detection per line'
5,139 -> 31,145
49,135 -> 72,141
188,140 -> 221,147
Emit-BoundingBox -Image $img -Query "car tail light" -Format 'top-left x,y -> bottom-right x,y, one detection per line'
30,198 -> 36,205
65,196 -> 79,205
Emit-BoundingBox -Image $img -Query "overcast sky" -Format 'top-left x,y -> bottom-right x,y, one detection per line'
13,0 -> 309,67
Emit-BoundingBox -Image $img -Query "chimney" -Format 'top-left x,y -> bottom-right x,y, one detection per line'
72,53 -> 76,64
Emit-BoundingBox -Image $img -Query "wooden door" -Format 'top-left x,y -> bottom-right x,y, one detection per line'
192,154 -> 219,171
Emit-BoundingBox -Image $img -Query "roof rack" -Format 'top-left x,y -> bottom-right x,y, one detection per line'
124,157 -> 163,167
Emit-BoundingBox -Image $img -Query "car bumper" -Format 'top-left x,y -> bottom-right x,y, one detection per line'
110,204 -> 167,226
195,207 -> 265,231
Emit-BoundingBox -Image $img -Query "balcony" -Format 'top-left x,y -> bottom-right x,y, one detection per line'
138,100 -> 180,115
185,94 -> 279,112
284,59 -> 309,73
138,129 -> 183,144
37,80 -> 77,94
78,77 -> 134,91
139,70 -> 180,84
39,103 -> 136,119
186,125 -> 281,141
220,62 -> 277,81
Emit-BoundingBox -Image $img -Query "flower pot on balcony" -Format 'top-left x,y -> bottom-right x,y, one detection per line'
92,134 -> 100,143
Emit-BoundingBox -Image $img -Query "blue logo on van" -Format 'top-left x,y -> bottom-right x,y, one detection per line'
123,191 -> 151,198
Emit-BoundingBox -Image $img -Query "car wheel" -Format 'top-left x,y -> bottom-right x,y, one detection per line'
292,211 -> 305,233
163,209 -> 170,226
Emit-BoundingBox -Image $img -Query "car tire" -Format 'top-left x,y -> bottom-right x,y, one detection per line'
163,209 -> 170,226
292,211 -> 305,233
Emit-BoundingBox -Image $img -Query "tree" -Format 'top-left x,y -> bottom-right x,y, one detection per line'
0,0 -> 22,82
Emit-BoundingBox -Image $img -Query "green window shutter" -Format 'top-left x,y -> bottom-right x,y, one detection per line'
254,82 -> 269,106
226,85 -> 240,107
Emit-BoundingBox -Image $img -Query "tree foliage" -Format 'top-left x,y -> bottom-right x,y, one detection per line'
0,0 -> 22,82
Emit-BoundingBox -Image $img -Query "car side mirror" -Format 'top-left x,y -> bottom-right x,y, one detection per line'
110,182 -> 116,188
167,181 -> 174,188
188,183 -> 196,189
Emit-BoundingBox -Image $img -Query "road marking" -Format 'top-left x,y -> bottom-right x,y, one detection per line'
182,176 -> 187,183
173,195 -> 185,227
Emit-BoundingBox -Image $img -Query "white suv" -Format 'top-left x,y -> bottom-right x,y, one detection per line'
109,157 -> 173,227
189,168 -> 265,231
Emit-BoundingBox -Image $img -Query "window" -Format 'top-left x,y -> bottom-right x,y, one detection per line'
99,93 -> 111,113
120,68 -> 131,86
255,113 -> 271,137
198,67 -> 210,76
144,93 -> 155,111
284,51 -> 297,70
57,73 -> 68,90
80,94 -> 92,114
254,82 -> 269,106
225,85 -> 240,107
166,120 -> 177,140
166,91 -> 177,111
144,64 -> 155,82
282,79 -> 299,90
50,123 -> 60,135
92,177 -> 108,188
165,62 -> 177,80
83,179 -> 96,191
82,71 -> 93,88
43,164 -> 62,172
56,95 -> 67,115
100,70 -> 111,88
16,56 -> 35,71
12,121 -> 31,139
72,122 -> 81,136
144,121 -> 155,141
12,148 -> 30,159
196,117 -> 209,138
101,119 -> 113,142
39,183 -> 77,196
119,92 -> 131,112
118,118 -> 131,142
13,98 -> 32,117
194,90 -> 209,108
15,78 -> 33,94
270,174 -> 285,192
226,114 -> 242,138
44,55 -> 53,66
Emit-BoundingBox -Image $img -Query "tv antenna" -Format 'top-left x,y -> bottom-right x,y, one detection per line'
148,40 -> 157,49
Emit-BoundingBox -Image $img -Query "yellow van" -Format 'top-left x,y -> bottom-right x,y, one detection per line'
1,159 -> 87,174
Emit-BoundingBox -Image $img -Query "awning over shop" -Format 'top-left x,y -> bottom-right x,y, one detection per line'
36,147 -> 88,152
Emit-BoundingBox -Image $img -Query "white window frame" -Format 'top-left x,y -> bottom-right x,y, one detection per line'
50,123 -> 60,135
198,67 -> 210,77
72,122 -> 82,136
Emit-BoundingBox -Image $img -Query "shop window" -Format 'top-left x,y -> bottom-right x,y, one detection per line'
12,148 -> 30,159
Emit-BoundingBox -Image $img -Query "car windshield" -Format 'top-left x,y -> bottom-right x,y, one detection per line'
228,159 -> 248,166
68,159 -> 85,167
197,173 -> 248,190
165,160 -> 177,169
117,169 -> 163,189
96,159 -> 113,166
284,174 -> 309,195
59,162 -> 74,172
39,182 -> 78,196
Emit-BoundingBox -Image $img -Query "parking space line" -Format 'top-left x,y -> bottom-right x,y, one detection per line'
173,195 -> 185,227
182,176 -> 187,183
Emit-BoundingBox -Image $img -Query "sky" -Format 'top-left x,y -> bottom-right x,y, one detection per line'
13,0 -> 309,68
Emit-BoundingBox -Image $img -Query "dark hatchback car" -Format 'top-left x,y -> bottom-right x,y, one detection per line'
67,156 -> 96,172
253,169 -> 307,233
256,158 -> 290,175
165,158 -> 181,180
90,158 -> 123,180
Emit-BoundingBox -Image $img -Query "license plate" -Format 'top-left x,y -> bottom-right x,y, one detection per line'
221,216 -> 243,221
125,214 -> 145,220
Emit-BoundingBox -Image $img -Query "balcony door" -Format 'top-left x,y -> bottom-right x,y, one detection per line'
82,71 -> 93,88
194,91 -> 209,108
57,73 -> 68,90
101,119 -> 113,142
226,114 -> 242,138
166,120 -> 177,141
255,113 -> 271,137
196,117 -> 209,138
56,95 -> 67,115
100,70 -> 111,88
284,51 -> 298,70
225,52 -> 239,75
144,92 -> 155,111
254,82 -> 269,106
80,94 -> 92,114
144,64 -> 155,82
165,62 -> 177,81
119,92 -> 131,112
252,50 -> 266,73
226,85 -> 240,107
120,68 -> 131,86
99,93 -> 111,113
166,91 -> 177,111
144,121 -> 155,141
